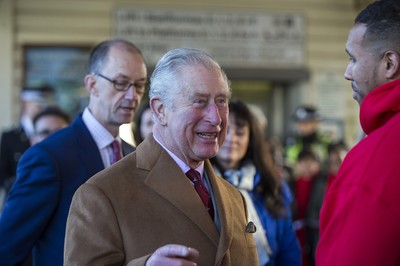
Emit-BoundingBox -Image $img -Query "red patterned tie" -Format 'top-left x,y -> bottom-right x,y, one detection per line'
111,140 -> 122,164
186,169 -> 214,220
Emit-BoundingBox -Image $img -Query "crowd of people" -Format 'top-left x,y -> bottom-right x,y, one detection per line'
0,1 -> 398,265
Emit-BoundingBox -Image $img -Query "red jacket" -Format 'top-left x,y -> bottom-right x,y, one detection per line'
316,78 -> 400,266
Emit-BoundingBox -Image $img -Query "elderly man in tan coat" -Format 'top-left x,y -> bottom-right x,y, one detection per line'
64,48 -> 258,266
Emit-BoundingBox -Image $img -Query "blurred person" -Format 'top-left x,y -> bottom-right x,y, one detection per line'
0,39 -> 147,266
64,48 -> 258,265
0,85 -> 53,193
316,1 -> 400,265
291,150 -> 320,266
285,105 -> 332,173
293,143 -> 347,266
211,100 -> 301,266
270,137 -> 295,189
305,142 -> 347,265
31,105 -> 71,144
133,101 -> 153,145
14,105 -> 70,266
284,105 -> 332,265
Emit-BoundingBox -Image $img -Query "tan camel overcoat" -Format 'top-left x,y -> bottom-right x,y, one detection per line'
64,135 -> 258,266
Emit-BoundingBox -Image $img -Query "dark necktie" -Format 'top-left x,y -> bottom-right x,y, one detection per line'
186,169 -> 214,220
111,140 -> 122,164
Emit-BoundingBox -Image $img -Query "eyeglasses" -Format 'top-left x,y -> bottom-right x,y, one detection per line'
94,73 -> 147,94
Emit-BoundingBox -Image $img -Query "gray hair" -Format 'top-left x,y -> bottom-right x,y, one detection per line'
149,48 -> 231,109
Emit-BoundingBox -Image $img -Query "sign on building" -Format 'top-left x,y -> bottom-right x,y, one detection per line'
114,7 -> 306,68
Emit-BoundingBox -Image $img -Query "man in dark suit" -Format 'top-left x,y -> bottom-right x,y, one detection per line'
65,48 -> 258,265
0,86 -> 53,194
0,39 -> 147,266
0,127 -> 30,193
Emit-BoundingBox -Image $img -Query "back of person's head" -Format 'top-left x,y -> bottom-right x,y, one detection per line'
149,48 -> 231,109
88,39 -> 143,74
355,0 -> 400,56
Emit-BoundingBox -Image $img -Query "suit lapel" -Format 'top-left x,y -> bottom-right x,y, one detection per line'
121,140 -> 135,156
138,136 -> 219,247
205,160 -> 234,264
72,115 -> 134,175
73,115 -> 104,176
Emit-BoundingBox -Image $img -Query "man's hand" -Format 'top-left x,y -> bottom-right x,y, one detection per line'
146,244 -> 199,266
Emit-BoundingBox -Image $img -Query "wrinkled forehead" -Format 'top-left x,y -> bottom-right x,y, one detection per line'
180,64 -> 229,90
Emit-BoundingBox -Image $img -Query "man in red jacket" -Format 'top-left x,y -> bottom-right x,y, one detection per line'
316,1 -> 400,265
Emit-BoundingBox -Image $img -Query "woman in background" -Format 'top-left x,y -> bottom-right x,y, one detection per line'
211,100 -> 301,266
133,102 -> 153,145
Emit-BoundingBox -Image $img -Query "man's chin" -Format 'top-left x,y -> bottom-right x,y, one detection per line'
353,94 -> 362,105
196,150 -> 218,161
119,113 -> 134,123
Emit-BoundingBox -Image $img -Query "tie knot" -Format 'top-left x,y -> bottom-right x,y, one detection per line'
186,169 -> 201,182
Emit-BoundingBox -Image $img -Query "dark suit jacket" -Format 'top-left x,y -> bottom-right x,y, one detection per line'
0,114 -> 134,266
0,126 -> 30,189
64,135 -> 258,266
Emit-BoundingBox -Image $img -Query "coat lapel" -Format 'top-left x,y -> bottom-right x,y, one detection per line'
205,160 -> 235,264
137,136 -> 219,247
73,115 -> 104,176
121,139 -> 135,156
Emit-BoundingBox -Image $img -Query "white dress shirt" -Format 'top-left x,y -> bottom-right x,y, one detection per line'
82,108 -> 121,168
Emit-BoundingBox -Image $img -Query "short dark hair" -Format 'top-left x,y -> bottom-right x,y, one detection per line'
355,0 -> 400,55
33,106 -> 71,127
88,39 -> 144,74
297,149 -> 319,162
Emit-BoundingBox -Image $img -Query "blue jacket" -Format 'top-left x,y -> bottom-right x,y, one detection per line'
252,173 -> 301,266
0,114 -> 134,266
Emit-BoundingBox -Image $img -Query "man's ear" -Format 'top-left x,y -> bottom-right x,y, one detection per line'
84,74 -> 99,96
150,97 -> 167,126
384,50 -> 400,79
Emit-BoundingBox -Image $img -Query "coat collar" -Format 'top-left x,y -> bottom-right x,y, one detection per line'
73,114 -> 104,175
204,159 -> 234,264
136,135 -> 235,252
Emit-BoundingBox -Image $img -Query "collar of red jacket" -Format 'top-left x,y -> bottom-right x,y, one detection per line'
360,78 -> 400,135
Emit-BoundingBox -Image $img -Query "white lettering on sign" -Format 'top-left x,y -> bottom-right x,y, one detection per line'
114,8 -> 305,67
